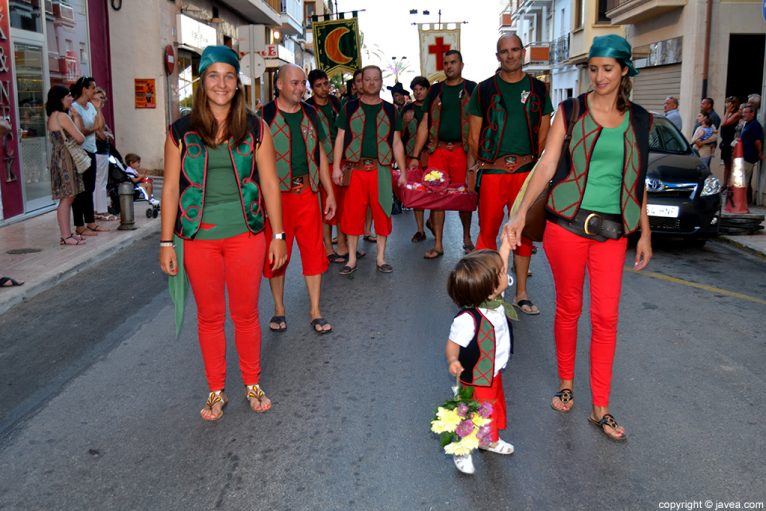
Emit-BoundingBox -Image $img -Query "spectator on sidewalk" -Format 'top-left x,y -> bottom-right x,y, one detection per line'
694,97 -> 721,130
663,96 -> 682,132
92,87 -> 114,219
691,113 -> 718,170
740,104 -> 763,203
720,96 -> 741,188
45,84 -> 87,246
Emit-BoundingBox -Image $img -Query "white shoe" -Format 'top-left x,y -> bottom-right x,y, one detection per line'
480,438 -> 514,455
453,454 -> 475,474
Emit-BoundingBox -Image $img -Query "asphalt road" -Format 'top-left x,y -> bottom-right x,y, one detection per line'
0,213 -> 764,510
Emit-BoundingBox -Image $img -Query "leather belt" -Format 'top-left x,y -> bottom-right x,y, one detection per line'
436,140 -> 460,151
549,209 -> 624,241
478,154 -> 536,173
352,159 -> 378,171
289,176 -> 305,193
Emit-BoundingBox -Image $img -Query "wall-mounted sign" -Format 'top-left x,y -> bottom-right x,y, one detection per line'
164,45 -> 175,75
134,79 -> 156,109
176,14 -> 217,51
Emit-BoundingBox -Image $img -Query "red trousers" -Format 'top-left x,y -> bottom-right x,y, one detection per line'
341,167 -> 392,236
320,181 -> 345,226
428,145 -> 467,186
471,372 -> 507,443
543,221 -> 628,407
184,231 -> 266,392
476,172 -> 533,256
263,187 -> 329,278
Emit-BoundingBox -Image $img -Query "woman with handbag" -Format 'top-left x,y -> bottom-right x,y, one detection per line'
504,35 -> 652,442
159,46 -> 287,421
45,85 -> 87,246
69,76 -> 107,236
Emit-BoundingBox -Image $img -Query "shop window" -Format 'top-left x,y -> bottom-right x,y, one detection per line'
178,50 -> 199,117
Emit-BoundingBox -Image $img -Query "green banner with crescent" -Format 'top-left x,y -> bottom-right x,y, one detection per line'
313,18 -> 361,76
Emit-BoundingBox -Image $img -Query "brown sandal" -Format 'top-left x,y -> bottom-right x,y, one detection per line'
245,384 -> 272,413
551,388 -> 574,413
200,391 -> 228,421
588,413 -> 627,442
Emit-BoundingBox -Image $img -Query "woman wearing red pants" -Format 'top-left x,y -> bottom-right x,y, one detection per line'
505,35 -> 652,441
160,46 -> 287,421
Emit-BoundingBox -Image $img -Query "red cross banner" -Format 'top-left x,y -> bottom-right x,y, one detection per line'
417,24 -> 461,82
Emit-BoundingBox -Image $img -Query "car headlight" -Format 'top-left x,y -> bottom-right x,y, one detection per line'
700,175 -> 721,197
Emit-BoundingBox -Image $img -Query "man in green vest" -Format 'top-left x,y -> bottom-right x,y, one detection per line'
332,65 -> 407,275
407,50 -> 477,259
262,64 -> 337,334
307,69 -> 350,265
468,34 -> 554,315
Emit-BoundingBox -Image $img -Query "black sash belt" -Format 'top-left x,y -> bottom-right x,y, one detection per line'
549,208 -> 624,242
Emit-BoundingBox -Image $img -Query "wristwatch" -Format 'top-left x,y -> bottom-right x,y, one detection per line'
273,232 -> 286,240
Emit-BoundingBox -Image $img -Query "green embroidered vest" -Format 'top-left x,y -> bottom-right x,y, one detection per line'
307,95 -> 340,164
476,74 -> 548,162
262,101 -> 321,192
547,95 -> 651,234
426,80 -> 476,154
402,104 -> 420,157
169,114 -> 264,239
456,308 -> 498,387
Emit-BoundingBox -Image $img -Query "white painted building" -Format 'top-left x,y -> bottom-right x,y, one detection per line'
550,0 -> 578,107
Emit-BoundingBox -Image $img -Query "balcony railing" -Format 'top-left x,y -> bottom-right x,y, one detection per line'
605,0 -> 686,25
550,34 -> 569,65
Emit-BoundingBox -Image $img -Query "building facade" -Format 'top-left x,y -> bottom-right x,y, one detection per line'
0,0 -> 112,223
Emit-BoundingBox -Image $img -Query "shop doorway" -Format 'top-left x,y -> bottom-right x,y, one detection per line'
12,37 -> 51,212
725,34 -> 765,103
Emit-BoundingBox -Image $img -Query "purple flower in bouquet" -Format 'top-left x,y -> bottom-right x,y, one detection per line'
455,419 -> 474,438
456,403 -> 469,417
477,425 -> 492,447
478,402 -> 494,418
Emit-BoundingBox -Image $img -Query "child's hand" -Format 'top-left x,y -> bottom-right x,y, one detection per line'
448,360 -> 464,377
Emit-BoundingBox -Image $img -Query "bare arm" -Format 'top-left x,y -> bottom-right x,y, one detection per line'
332,128 -> 345,185
392,131 -> 407,186
317,144 -> 336,220
159,136 -> 181,275
70,108 -> 98,136
256,126 -> 287,271
58,113 -> 85,144
468,115 -> 482,161
407,112 -> 430,170
537,114 -> 552,155
445,340 -> 463,376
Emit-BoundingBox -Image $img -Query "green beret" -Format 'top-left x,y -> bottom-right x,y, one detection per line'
588,35 -> 638,77
199,45 -> 240,74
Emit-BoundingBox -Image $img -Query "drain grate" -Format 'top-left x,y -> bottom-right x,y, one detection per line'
6,248 -> 42,255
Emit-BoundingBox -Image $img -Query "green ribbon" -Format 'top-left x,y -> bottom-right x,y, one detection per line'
480,297 -> 518,321
168,234 -> 190,337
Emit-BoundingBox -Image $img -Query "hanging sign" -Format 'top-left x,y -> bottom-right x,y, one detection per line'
417,24 -> 461,83
312,17 -> 361,76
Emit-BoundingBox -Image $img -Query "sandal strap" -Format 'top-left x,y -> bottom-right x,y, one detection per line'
597,413 -> 619,429
553,388 -> 574,403
245,384 -> 265,400
205,390 -> 224,409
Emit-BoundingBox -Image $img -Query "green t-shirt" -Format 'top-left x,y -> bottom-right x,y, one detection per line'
281,110 -> 327,178
468,76 -> 554,167
316,101 -> 338,141
422,83 -> 464,142
197,143 -> 247,240
337,101 -> 403,159
581,111 -> 630,214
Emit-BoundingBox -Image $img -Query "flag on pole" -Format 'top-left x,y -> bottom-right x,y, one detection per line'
313,18 -> 362,76
418,24 -> 461,83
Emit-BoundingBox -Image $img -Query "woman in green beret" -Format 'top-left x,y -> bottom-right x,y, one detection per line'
160,45 -> 287,421
505,35 -> 653,441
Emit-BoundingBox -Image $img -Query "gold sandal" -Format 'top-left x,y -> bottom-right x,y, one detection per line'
245,384 -> 271,413
200,390 -> 228,421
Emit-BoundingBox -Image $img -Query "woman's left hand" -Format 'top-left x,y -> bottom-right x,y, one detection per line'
268,239 -> 287,272
634,233 -> 652,271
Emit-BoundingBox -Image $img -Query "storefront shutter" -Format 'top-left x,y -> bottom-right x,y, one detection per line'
631,64 -> 682,114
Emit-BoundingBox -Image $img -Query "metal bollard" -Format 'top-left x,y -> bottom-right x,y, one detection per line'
118,181 -> 137,230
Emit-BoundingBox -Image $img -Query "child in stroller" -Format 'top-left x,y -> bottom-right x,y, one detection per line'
107,147 -> 160,218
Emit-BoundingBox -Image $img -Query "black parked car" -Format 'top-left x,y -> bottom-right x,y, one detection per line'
644,114 -> 722,242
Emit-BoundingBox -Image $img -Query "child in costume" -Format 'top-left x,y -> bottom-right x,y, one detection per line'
445,233 -> 516,474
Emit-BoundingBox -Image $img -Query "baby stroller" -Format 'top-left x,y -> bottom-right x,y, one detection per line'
106,145 -> 160,218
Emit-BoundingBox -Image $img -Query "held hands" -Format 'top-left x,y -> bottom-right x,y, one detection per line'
268,239 -> 288,272
503,213 -> 526,251
448,360 -> 464,377
634,233 -> 652,271
159,247 -> 178,276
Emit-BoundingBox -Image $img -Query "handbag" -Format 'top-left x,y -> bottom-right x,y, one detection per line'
513,98 -> 580,242
62,130 -> 91,174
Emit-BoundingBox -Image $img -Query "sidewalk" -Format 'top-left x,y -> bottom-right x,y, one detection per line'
0,208 -> 160,315
718,206 -> 766,258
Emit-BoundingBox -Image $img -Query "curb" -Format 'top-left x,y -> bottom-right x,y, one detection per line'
0,221 -> 160,316
714,236 -> 766,261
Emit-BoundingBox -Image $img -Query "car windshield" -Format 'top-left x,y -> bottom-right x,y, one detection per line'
649,117 -> 691,155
